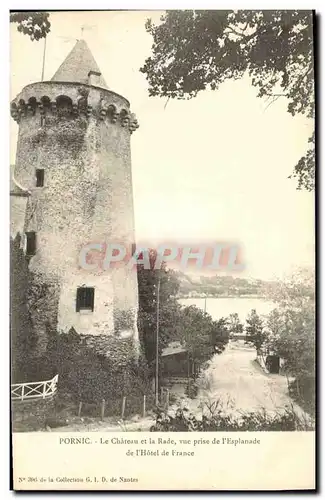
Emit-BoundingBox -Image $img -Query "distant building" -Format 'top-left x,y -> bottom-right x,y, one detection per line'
161,342 -> 198,380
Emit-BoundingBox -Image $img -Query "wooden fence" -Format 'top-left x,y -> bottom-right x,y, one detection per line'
11,374 -> 59,401
77,389 -> 170,421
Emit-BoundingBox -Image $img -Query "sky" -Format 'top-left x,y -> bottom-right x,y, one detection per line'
10,11 -> 315,281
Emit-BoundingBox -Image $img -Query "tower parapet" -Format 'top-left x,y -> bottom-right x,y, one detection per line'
11,82 -> 139,134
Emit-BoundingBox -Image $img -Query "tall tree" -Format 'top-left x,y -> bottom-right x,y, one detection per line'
137,250 -> 181,373
178,306 -> 228,365
264,308 -> 284,353
10,11 -> 51,40
245,309 -> 266,350
211,317 -> 230,354
137,251 -> 229,373
227,312 -> 244,336
265,269 -> 315,411
141,10 -> 315,190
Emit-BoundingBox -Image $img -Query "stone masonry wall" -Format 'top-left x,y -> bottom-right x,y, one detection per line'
11,81 -> 139,356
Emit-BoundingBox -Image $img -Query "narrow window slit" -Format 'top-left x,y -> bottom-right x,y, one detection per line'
26,231 -> 36,256
76,287 -> 95,312
36,169 -> 44,187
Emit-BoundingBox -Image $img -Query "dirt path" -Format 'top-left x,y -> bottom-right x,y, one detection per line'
198,341 -> 302,416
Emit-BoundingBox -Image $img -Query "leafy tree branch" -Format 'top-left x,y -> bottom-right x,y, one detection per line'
141,10 -> 315,190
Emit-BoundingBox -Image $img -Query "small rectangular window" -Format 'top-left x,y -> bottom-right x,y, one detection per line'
36,169 -> 44,187
26,232 -> 36,256
76,287 -> 95,312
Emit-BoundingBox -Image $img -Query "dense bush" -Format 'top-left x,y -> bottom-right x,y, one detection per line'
10,235 -> 37,383
185,380 -> 199,399
25,329 -> 154,417
289,375 -> 315,416
150,403 -> 314,432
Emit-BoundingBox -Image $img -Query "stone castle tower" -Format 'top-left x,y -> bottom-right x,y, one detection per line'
10,40 -> 140,357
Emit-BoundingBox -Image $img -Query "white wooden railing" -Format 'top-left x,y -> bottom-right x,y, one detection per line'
11,374 -> 58,401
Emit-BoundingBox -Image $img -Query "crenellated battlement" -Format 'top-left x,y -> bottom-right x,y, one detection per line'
10,81 -> 139,133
